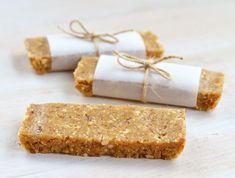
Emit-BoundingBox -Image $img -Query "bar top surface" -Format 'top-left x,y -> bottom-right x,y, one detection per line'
19,104 -> 185,144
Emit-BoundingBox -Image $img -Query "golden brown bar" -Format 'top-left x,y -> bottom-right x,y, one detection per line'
18,103 -> 185,159
25,32 -> 164,74
74,57 -> 224,111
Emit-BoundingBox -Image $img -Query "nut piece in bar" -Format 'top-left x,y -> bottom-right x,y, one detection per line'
18,103 -> 185,159
74,57 -> 224,111
25,32 -> 164,74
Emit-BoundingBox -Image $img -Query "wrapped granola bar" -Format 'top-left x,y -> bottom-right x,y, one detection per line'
25,20 -> 163,74
74,53 -> 224,111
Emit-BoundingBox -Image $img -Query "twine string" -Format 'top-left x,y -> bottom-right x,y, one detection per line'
58,19 -> 133,56
113,50 -> 183,103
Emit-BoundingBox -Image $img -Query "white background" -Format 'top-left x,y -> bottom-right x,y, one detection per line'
0,0 -> 234,177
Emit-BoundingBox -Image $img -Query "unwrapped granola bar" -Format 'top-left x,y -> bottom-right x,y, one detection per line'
18,103 -> 185,159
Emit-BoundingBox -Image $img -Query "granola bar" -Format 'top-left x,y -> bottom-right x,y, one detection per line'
74,57 -> 224,111
18,103 -> 185,159
25,32 -> 164,74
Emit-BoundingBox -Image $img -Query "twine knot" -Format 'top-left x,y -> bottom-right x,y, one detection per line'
113,50 -> 183,103
84,32 -> 96,41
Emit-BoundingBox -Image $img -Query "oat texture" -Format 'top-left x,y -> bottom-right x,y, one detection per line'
18,103 -> 185,159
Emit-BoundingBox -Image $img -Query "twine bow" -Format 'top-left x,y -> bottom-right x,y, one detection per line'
113,50 -> 183,103
58,19 -> 133,56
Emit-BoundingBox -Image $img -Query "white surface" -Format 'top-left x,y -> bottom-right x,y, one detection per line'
0,0 -> 235,178
93,55 -> 201,107
48,31 -> 146,71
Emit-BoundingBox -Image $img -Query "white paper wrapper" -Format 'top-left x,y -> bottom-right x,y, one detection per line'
47,31 -> 146,71
93,55 -> 202,107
